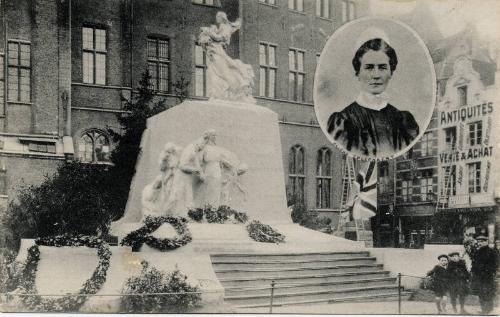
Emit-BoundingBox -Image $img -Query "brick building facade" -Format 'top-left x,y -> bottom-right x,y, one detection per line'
0,0 -> 369,224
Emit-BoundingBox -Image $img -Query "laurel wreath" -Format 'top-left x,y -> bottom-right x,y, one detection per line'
246,220 -> 285,243
19,236 -> 111,312
120,216 -> 192,252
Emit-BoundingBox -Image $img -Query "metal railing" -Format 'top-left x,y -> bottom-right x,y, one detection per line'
1,275 -> 430,314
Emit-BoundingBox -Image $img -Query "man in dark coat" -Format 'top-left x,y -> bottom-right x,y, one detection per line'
471,236 -> 499,315
447,251 -> 469,314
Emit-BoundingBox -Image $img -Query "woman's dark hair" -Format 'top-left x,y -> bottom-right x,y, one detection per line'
352,38 -> 398,76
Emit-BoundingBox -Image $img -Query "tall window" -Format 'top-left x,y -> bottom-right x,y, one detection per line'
468,162 -> 481,193
192,0 -> 220,5
316,148 -> 331,209
457,86 -> 467,106
468,121 -> 482,146
259,43 -> 277,98
78,130 -> 110,163
378,161 -> 389,193
342,0 -> 355,22
194,43 -> 207,97
259,0 -> 276,5
420,169 -> 434,201
7,41 -> 31,102
147,37 -> 170,92
82,27 -> 106,85
444,127 -> 457,150
420,132 -> 432,157
316,0 -> 330,18
401,180 -> 412,202
0,168 -> 6,196
442,165 -> 457,196
288,145 -> 306,204
288,49 -> 305,101
289,0 -> 303,11
0,54 -> 4,109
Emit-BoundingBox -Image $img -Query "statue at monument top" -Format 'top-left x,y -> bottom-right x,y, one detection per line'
199,12 -> 256,104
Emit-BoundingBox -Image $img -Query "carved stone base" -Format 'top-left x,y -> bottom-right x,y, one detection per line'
120,99 -> 291,224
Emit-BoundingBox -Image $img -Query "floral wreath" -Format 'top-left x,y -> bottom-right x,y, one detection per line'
120,216 -> 192,252
19,235 -> 111,312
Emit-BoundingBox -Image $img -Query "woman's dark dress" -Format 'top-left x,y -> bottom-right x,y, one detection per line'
327,102 -> 419,157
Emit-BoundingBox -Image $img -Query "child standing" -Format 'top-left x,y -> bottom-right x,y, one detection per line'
447,251 -> 469,314
427,254 -> 450,314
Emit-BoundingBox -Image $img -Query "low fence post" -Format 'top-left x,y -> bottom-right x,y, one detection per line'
398,273 -> 402,314
269,280 -> 275,314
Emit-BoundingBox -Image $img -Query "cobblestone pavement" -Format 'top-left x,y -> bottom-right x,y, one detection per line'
236,301 -> 500,315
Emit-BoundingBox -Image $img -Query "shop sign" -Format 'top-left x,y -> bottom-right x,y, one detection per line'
439,146 -> 493,163
440,102 -> 493,125
458,122 -> 464,151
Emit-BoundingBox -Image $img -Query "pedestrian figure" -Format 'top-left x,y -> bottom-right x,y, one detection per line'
470,235 -> 499,315
427,254 -> 450,314
447,251 -> 469,314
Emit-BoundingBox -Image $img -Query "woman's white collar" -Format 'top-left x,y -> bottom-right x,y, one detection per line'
356,92 -> 389,111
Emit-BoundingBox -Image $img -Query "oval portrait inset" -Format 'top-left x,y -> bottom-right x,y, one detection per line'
314,17 -> 436,160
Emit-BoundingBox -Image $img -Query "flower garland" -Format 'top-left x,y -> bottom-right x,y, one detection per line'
246,220 -> 286,243
18,236 -> 111,312
120,216 -> 192,252
187,205 -> 248,224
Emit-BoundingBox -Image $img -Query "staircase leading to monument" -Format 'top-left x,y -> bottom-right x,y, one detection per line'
211,251 -> 411,308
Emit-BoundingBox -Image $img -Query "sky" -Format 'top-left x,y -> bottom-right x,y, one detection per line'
370,0 -> 500,43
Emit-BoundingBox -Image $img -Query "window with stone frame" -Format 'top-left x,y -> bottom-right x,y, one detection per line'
82,27 -> 106,85
420,131 -> 433,157
316,0 -> 331,18
192,0 -> 220,6
316,148 -> 332,209
378,161 -> 390,193
442,165 -> 457,196
194,43 -> 207,97
342,0 -> 356,23
401,180 -> 412,202
7,41 -> 31,102
468,162 -> 481,194
0,53 -> 4,110
288,145 -> 306,205
78,130 -> 110,163
444,126 -> 457,151
147,37 -> 170,93
259,42 -> 277,98
288,49 -> 305,102
457,85 -> 467,106
289,0 -> 304,11
419,169 -> 434,201
468,121 -> 482,146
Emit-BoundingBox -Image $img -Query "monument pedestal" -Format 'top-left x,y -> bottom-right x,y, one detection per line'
117,100 -> 291,226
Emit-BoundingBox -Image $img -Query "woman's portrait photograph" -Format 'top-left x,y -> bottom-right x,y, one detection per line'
314,18 -> 436,160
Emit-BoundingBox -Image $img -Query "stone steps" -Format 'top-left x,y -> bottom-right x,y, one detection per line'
224,276 -> 397,296
236,291 -> 412,309
218,270 -> 391,288
214,263 -> 384,279
211,251 -> 408,308
212,256 -> 377,269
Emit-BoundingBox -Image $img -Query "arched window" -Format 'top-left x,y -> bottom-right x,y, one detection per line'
316,148 -> 332,209
78,129 -> 110,163
288,145 -> 306,204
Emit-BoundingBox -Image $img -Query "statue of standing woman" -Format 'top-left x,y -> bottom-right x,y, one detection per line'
199,12 -> 256,104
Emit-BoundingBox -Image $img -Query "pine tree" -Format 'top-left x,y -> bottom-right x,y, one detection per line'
107,71 -> 168,219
